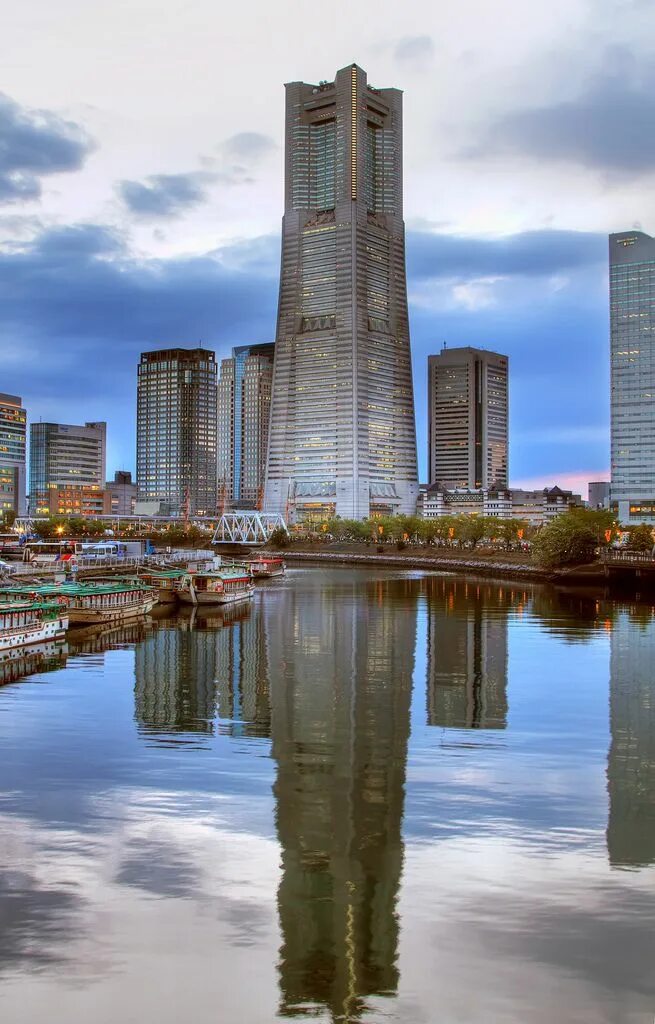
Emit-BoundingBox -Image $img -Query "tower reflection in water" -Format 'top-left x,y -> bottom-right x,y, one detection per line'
425,578 -> 510,730
134,606 -> 256,743
267,576 -> 417,1021
607,604 -> 655,868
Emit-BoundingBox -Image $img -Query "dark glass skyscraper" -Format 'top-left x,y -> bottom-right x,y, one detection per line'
217,343 -> 274,509
136,348 -> 217,516
264,63 -> 419,522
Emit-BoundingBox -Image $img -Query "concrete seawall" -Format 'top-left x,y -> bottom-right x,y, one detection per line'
279,549 -> 554,583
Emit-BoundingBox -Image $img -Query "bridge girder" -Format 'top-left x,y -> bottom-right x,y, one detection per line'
211,511 -> 288,546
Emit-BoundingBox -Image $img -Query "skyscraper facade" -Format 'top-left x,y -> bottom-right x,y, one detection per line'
217,343 -> 274,509
0,393 -> 26,516
264,63 -> 419,522
29,420 -> 106,516
428,346 -> 508,489
136,348 -> 217,516
610,230 -> 655,523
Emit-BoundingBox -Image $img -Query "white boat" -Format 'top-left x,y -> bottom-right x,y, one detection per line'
177,570 -> 254,606
0,601 -> 68,654
0,582 -> 157,625
248,556 -> 286,579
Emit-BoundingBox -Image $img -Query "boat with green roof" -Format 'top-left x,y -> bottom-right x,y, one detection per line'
0,600 -> 69,654
177,568 -> 254,606
0,580 -> 157,625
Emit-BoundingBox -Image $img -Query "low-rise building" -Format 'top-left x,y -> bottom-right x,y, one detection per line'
45,485 -> 105,518
589,481 -> 610,510
418,484 -> 583,526
104,471 -> 138,515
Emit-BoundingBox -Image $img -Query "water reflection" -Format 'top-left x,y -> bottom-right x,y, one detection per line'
425,578 -> 508,729
1,569 -> 655,1022
607,604 -> 655,868
135,618 -> 223,743
267,577 -> 416,1020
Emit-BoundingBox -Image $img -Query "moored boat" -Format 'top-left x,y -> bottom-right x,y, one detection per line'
137,569 -> 187,604
247,555 -> 286,579
177,569 -> 254,606
0,600 -> 69,655
0,581 -> 157,625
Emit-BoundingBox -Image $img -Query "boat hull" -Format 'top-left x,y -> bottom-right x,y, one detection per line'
0,615 -> 68,651
250,566 -> 285,579
67,597 -> 157,625
177,589 -> 254,606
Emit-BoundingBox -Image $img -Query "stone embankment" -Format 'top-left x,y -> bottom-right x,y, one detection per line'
280,548 -> 550,581
274,547 -> 607,588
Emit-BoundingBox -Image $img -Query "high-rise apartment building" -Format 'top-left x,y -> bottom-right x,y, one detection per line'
610,230 -> 655,523
136,348 -> 217,516
428,346 -> 508,489
264,63 -> 419,522
29,421 -> 106,516
0,393 -> 26,516
217,343 -> 274,509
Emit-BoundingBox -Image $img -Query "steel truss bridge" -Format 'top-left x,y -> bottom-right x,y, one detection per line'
211,512 -> 288,546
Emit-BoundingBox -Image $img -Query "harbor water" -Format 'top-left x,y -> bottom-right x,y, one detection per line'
0,566 -> 653,1023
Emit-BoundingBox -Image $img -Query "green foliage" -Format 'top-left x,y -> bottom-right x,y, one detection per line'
627,523 -> 654,552
270,526 -> 290,549
2,509 -> 16,529
531,511 -> 601,568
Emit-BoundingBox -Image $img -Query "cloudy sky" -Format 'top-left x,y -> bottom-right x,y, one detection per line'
1,0 -> 654,493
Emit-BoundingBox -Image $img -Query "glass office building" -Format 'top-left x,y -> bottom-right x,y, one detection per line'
428,347 -> 508,489
29,420 -> 106,517
217,344 -> 274,509
264,63 -> 419,521
0,393 -> 26,516
610,230 -> 655,523
136,348 -> 217,516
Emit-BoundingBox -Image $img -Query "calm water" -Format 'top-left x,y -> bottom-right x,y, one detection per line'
0,567 -> 653,1024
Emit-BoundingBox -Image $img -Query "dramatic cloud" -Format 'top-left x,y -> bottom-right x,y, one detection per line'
405,228 -> 605,281
118,172 -> 213,218
394,36 -> 435,66
466,59 -> 655,176
0,221 -> 609,482
0,93 -> 93,204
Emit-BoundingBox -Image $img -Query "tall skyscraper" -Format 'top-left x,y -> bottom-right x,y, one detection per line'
610,230 -> 655,523
136,348 -> 217,516
217,343 -> 274,509
29,420 -> 106,516
0,393 -> 26,516
428,346 -> 508,490
264,63 -> 419,522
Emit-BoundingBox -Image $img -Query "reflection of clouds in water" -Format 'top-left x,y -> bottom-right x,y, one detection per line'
394,838 -> 655,1024
0,867 -> 82,972
0,787 -> 280,1016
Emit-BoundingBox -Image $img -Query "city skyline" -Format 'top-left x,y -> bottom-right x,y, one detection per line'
0,0 -> 648,495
